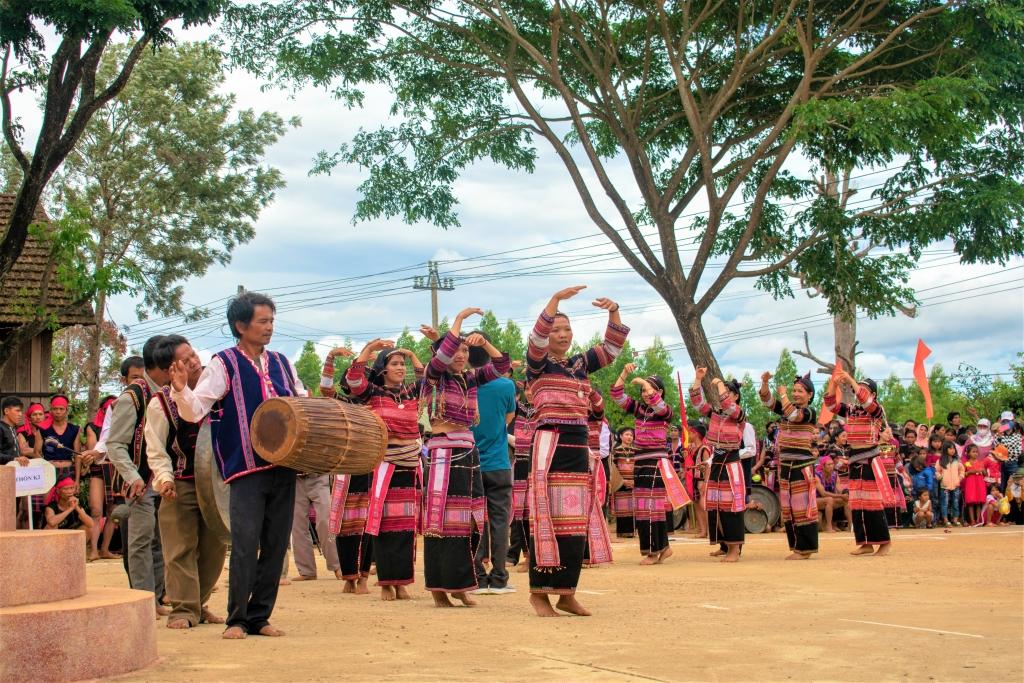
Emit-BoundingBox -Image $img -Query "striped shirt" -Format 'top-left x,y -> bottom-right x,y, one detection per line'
759,388 -> 817,460
343,361 -> 422,441
525,312 -> 629,426
689,385 -> 744,449
823,384 -> 885,457
422,331 -> 510,428
610,384 -> 671,451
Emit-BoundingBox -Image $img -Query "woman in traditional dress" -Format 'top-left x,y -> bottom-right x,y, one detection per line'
690,370 -> 746,563
342,339 -> 425,600
507,384 -> 536,571
824,371 -> 894,556
611,427 -> 637,538
321,346 -> 374,595
421,308 -> 510,608
525,285 -> 626,617
611,363 -> 687,564
582,388 -> 612,568
759,371 -> 819,559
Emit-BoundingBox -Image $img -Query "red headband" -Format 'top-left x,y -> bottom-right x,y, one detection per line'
50,397 -> 69,409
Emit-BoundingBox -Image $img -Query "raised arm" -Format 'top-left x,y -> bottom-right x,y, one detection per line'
345,339 -> 392,397
465,333 -> 511,385
320,346 -> 354,398
583,296 -> 628,373
689,367 -> 712,417
758,371 -> 783,415
527,286 -> 586,375
611,363 -> 637,413
170,357 -> 229,423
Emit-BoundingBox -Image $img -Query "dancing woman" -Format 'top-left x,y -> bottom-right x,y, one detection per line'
611,427 -> 637,538
421,308 -> 510,607
343,339 -> 425,601
525,285 -> 627,617
690,370 -> 746,563
759,372 -> 819,559
824,371 -> 894,557
611,363 -> 688,565
320,346 -> 376,594
507,384 -> 536,570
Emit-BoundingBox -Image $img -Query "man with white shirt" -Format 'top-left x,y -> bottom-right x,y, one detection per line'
146,338 -> 227,629
739,420 -> 758,504
169,292 -> 304,640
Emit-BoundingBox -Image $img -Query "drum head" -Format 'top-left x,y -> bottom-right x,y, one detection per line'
744,507 -> 769,534
194,422 -> 231,544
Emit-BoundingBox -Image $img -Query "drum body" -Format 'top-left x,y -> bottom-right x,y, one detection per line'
251,397 -> 387,475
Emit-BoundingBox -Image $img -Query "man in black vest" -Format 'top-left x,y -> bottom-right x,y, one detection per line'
146,336 -> 228,629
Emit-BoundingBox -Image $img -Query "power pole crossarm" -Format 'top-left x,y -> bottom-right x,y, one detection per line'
412,261 -> 455,329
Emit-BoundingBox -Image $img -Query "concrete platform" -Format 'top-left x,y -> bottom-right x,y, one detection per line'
0,587 -> 157,682
0,530 -> 87,607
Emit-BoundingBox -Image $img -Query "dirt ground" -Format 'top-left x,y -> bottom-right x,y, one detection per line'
92,525 -> 1023,682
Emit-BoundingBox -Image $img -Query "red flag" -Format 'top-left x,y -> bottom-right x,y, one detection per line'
818,362 -> 841,424
914,339 -> 933,420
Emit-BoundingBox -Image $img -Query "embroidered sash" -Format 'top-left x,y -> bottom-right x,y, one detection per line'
586,455 -> 613,565
328,474 -> 350,536
423,431 -> 474,536
530,429 -> 561,569
871,456 -> 898,508
658,457 -> 692,510
365,462 -> 394,536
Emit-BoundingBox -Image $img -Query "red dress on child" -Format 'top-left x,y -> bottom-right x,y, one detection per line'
962,460 -> 987,505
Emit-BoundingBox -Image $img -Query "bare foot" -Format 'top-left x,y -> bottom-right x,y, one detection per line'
657,547 -> 673,564
334,569 -> 344,580
873,544 -> 891,557
222,626 -> 247,640
257,624 -> 285,637
98,551 -> 120,559
432,592 -> 454,608
156,605 -> 171,617
823,527 -> 836,533
381,586 -> 396,601
721,547 -> 741,563
529,593 -> 560,617
395,586 -> 412,600
516,563 -> 529,573
555,595 -> 592,616
696,532 -> 708,539
200,608 -> 225,624
355,577 -> 369,595
342,580 -> 355,594
850,545 -> 874,556
166,618 -> 191,629
291,575 -> 316,582
452,591 -> 477,607
785,551 -> 810,560
640,554 -> 659,565
279,577 -> 291,586
709,549 -> 726,557
87,552 -> 99,563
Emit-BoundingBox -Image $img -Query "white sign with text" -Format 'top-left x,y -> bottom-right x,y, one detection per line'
5,459 -> 56,496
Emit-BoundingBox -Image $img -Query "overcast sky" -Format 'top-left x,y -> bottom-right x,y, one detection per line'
13,22 -> 1024,386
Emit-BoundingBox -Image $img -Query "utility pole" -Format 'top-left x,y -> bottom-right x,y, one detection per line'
412,261 -> 454,329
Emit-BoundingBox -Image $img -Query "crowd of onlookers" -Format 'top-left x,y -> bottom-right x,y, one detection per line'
754,409 -> 1024,530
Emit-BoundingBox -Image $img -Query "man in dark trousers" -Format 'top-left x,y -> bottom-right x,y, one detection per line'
170,292 -> 304,640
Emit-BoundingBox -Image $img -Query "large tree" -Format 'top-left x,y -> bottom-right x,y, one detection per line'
0,0 -> 224,278
224,1 -> 1023,385
52,41 -> 290,412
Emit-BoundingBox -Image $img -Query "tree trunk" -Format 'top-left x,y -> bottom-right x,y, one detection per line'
670,303 -> 724,407
0,180 -> 48,280
85,288 -> 107,416
833,306 -> 857,403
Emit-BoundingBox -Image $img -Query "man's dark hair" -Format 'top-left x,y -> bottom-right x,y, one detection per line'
151,334 -> 190,371
947,411 -> 960,423
142,335 -> 165,371
1,396 -> 23,412
227,292 -> 276,339
120,355 -> 144,377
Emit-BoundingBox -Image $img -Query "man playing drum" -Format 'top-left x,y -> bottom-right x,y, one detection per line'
169,292 -> 305,640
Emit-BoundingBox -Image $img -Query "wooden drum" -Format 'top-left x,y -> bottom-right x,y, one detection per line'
251,397 -> 388,475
